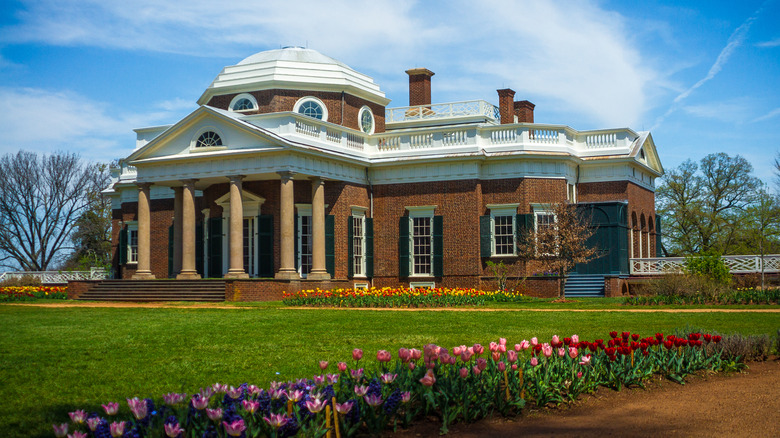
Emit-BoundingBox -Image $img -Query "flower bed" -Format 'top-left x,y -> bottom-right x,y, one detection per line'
52,330 -> 739,437
282,287 -> 530,307
624,287 -> 780,305
0,286 -> 67,302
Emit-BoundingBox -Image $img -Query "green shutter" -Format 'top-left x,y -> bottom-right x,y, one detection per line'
366,217 -> 374,278
516,213 -> 534,252
294,214 -> 299,270
207,218 -> 222,278
195,223 -> 204,277
480,215 -> 492,257
655,215 -> 663,257
325,215 -> 335,276
257,214 -> 274,278
398,216 -> 409,277
433,215 -> 444,277
118,226 -> 128,265
347,216 -> 354,278
168,224 -> 174,278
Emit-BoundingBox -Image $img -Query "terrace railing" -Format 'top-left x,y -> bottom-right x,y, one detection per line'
630,255 -> 780,275
386,100 -> 501,124
0,268 -> 110,284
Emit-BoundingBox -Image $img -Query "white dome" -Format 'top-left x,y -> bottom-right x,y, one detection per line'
198,47 -> 389,106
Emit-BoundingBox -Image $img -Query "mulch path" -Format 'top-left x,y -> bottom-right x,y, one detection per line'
392,359 -> 780,437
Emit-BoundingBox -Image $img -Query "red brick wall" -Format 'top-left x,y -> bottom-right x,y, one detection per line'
112,198 -> 176,279
514,101 -> 535,123
406,69 -> 434,107
225,279 -> 352,301
497,89 -> 516,124
206,89 -> 386,133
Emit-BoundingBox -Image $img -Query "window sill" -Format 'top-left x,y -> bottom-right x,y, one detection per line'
489,254 -> 518,258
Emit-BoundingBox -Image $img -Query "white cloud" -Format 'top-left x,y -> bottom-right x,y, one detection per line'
752,107 -> 780,122
681,100 -> 752,123
1,0 -> 658,128
756,37 -> 780,47
0,87 -> 188,161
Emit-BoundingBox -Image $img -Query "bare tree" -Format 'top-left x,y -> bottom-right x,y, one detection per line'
517,203 -> 601,299
0,151 -> 110,271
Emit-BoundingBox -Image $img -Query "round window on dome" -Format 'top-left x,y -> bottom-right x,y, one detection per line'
196,131 -> 222,148
233,98 -> 253,111
294,97 -> 328,121
358,106 -> 375,134
229,93 -> 258,112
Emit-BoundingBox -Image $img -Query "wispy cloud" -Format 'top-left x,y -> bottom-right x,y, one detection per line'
756,37 -> 780,47
651,3 -> 767,130
682,100 -> 752,123
0,0 -> 657,128
752,107 -> 780,122
0,87 -> 188,161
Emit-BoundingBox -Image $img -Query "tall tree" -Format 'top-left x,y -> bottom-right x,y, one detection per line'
739,187 -> 780,288
517,203 -> 601,299
657,153 -> 760,255
0,151 -> 110,271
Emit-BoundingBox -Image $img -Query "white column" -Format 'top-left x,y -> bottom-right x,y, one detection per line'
225,175 -> 249,279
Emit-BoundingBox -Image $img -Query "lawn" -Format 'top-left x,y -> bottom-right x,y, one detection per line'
1,304 -> 778,437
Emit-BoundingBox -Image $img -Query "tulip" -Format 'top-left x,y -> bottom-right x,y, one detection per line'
242,399 -> 260,414
530,337 -> 539,346
409,362 -> 416,370
212,383 -> 228,393
288,389 -> 305,403
191,394 -> 210,410
579,354 -> 592,366
102,402 -> 119,416
337,361 -> 347,372
313,375 -> 326,386
223,419 -> 247,437
489,342 -> 499,353
452,345 -> 463,356
206,408 -> 223,422
542,343 -> 553,358
354,385 -> 369,397
491,352 -> 501,361
568,347 -> 578,358
164,422 -> 183,438
571,334 -> 579,344
461,350 -> 473,362
109,421 -> 126,438
398,348 -> 412,363
226,386 -> 242,399
364,393 -> 383,407
552,335 -> 560,345
319,360 -> 328,370
713,335 -> 722,343
609,331 -> 618,339
380,373 -> 398,384
53,423 -> 68,438
263,414 -> 288,429
411,348 -> 423,360
68,410 -> 87,424
86,417 -> 101,432
327,373 -> 339,384
306,397 -> 327,413
419,369 -> 436,386
472,365 -> 482,375
127,398 -> 147,420
401,391 -> 412,403
476,357 -> 488,371
248,384 -> 261,395
530,357 -> 539,367
577,371 -> 583,379
335,401 -> 354,414
459,367 -> 469,378
350,368 -> 364,380
498,343 -> 507,353
352,348 -> 363,361
68,432 -> 87,438
164,392 -> 187,406
473,343 -> 484,355
507,350 -> 518,363
498,361 -> 506,372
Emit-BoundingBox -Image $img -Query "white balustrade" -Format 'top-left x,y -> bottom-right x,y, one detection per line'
345,132 -> 364,150
0,268 -> 110,284
491,128 -> 517,144
295,119 -> 320,137
529,129 -> 561,144
377,136 -> 401,151
630,255 -> 780,275
442,130 -> 467,146
410,133 -> 433,149
326,129 -> 341,143
586,132 -> 617,148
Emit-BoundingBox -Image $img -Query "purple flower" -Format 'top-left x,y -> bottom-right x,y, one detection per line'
67,431 -> 87,438
334,401 -> 354,414
68,410 -> 87,424
206,408 -> 223,422
241,399 -> 260,414
53,423 -> 68,438
226,386 -> 243,399
164,422 -> 183,438
401,391 -> 412,403
350,368 -> 364,380
109,421 -> 126,438
380,373 -> 397,384
86,417 -> 102,432
305,397 -> 327,413
127,398 -> 147,420
102,402 -> 119,416
326,373 -> 339,384
364,393 -> 383,407
263,413 -> 289,429
222,419 -> 246,437
354,385 -> 369,397
313,375 -> 326,386
163,392 -> 186,406
191,394 -> 210,410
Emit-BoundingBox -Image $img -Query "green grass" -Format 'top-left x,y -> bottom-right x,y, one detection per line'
1,304 -> 778,437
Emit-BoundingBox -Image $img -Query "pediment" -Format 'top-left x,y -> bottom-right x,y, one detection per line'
630,132 -> 663,176
127,106 -> 283,163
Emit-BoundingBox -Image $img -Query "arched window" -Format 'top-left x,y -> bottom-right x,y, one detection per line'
229,93 -> 258,112
196,131 -> 222,148
294,97 -> 328,121
233,98 -> 253,111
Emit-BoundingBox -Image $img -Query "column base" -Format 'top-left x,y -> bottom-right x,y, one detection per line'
275,269 -> 300,280
224,271 -> 250,279
131,271 -> 156,280
307,270 -> 331,281
176,271 -> 202,280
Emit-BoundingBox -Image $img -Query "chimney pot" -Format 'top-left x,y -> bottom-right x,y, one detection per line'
497,88 -> 516,124
514,100 -> 535,123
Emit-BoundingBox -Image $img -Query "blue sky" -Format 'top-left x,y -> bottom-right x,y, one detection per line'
0,0 -> 778,185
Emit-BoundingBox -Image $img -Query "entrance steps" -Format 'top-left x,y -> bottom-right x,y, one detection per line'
564,274 -> 605,297
76,280 -> 226,302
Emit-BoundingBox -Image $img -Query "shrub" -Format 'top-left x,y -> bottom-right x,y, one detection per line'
0,274 -> 42,287
683,253 -> 731,285
732,273 -> 760,289
717,333 -> 771,362
644,274 -> 729,300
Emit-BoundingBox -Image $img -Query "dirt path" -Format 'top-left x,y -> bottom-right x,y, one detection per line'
4,302 -> 780,312
395,360 -> 780,437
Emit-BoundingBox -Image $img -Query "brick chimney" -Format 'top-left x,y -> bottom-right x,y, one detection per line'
514,100 -> 535,123
497,88 -> 516,124
406,68 -> 435,106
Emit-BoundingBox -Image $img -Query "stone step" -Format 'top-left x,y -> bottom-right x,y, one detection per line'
76,280 -> 226,302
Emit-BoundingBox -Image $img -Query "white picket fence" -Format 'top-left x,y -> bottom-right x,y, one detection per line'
630,255 -> 780,275
0,268 -> 110,284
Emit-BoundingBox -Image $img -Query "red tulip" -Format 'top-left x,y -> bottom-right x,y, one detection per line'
376,350 -> 392,363
609,331 -> 618,339
713,335 -> 722,343
352,349 -> 363,361
337,362 -> 347,372
419,369 -> 437,387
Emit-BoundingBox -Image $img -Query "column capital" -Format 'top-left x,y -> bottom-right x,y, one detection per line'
227,175 -> 246,183
277,170 -> 296,182
136,182 -> 153,191
310,176 -> 327,185
181,179 -> 199,189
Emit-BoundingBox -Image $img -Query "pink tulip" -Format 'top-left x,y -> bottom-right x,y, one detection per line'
498,343 -> 507,353
223,419 -> 247,437
419,369 -> 436,386
440,352 -> 452,364
476,357 -> 488,371
530,357 -> 539,367
542,343 -> 553,358
350,368 -> 364,380
460,350 -> 473,362
164,422 -> 183,438
319,360 -> 328,370
335,401 -> 354,414
552,335 -> 560,345
226,386 -> 242,399
568,347 -> 579,358
377,349 -> 392,362
87,417 -> 101,432
269,388 -> 287,400
263,414 -> 288,429
489,342 -> 498,353
472,365 -> 482,375
380,373 -> 397,384
519,340 -> 530,350
571,334 -> 580,344
206,408 -> 223,421
459,367 -> 469,378
558,347 -> 566,357
452,345 -> 463,356
288,389 -> 305,403
337,362 -> 347,372
579,354 -> 592,366
411,348 -> 422,360
491,352 -> 501,361
499,337 -> 507,346
511,364 -> 518,371
242,399 -> 260,414
191,394 -> 210,410
401,391 -> 412,403
68,410 -> 87,424
352,348 -> 363,361
164,392 -> 186,406
212,383 -> 227,393
109,421 -> 126,438
577,371 -> 583,379
425,360 -> 436,369
68,432 -> 87,438
507,350 -> 518,363
354,385 -> 369,397
473,343 -> 484,355
498,361 -> 507,372
409,362 -> 416,370
126,398 -> 147,420
530,337 -> 539,346
306,397 -> 327,413
364,393 -> 384,407
313,375 -> 326,386
53,423 -> 68,438
398,348 -> 412,363
327,373 -> 339,384
248,384 -> 261,395
103,402 -> 119,415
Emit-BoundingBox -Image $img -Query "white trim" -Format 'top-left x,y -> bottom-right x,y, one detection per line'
406,208 -> 435,276
215,190 -> 265,218
190,125 -> 227,152
358,105 -> 375,135
293,96 -> 329,122
405,205 -> 437,216
488,204 -> 519,257
351,211 -> 367,278
354,282 -> 369,290
409,281 -> 435,290
125,221 -> 139,264
229,93 -> 258,112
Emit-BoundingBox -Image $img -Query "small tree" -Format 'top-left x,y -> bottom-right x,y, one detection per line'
517,203 -> 601,299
